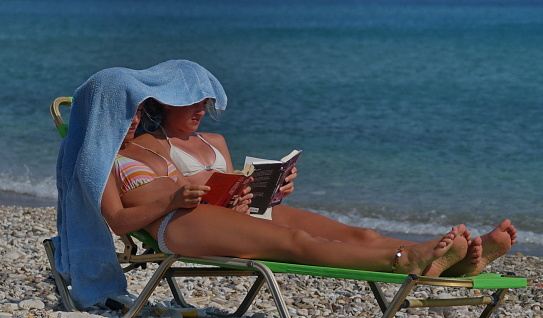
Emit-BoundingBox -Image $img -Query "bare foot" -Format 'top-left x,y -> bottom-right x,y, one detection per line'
395,226 -> 459,275
422,225 -> 469,276
462,219 -> 516,277
441,236 -> 483,277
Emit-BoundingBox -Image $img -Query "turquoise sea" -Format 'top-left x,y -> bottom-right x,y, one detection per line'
1,0 -> 542,254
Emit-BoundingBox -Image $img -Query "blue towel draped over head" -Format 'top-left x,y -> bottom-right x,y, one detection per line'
53,59 -> 227,308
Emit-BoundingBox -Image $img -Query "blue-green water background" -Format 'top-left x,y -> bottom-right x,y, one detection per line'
1,0 -> 542,253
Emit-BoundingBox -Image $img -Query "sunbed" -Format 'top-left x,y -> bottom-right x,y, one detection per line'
44,96 -> 528,318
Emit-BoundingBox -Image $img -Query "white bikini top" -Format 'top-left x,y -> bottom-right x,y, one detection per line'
164,131 -> 227,177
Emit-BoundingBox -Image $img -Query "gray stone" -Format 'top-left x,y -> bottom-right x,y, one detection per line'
159,309 -> 183,318
18,299 -> 45,310
4,251 -> 20,260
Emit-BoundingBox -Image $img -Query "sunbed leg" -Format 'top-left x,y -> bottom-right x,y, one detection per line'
43,239 -> 79,312
167,267 -> 266,317
479,289 -> 508,318
381,274 -> 418,318
123,254 -> 181,318
367,281 -> 389,313
249,261 -> 291,318
226,274 -> 266,318
165,276 -> 195,309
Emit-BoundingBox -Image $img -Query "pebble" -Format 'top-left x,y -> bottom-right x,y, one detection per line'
18,299 -> 45,310
1,205 -> 542,317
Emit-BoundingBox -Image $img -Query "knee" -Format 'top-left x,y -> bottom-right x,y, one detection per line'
361,228 -> 382,240
280,228 -> 323,258
344,227 -> 383,244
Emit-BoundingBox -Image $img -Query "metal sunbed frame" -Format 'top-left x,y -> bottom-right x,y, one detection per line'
43,231 -> 528,318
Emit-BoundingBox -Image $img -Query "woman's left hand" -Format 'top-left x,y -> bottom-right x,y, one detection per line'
279,166 -> 297,198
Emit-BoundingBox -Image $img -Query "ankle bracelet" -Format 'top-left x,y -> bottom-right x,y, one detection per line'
392,246 -> 404,273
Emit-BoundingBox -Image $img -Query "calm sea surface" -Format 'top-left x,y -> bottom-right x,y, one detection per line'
1,0 -> 542,253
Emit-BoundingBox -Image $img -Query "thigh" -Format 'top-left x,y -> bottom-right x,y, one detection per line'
271,205 -> 414,247
163,205 -> 297,259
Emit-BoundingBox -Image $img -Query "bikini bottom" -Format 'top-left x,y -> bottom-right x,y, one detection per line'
157,210 -> 176,254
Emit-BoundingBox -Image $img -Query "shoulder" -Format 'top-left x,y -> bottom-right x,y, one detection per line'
132,133 -> 169,156
134,132 -> 159,143
198,132 -> 226,145
198,132 -> 230,158
133,133 -> 163,147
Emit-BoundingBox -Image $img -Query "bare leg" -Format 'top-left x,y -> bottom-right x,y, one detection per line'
272,205 -> 416,247
160,205 -> 460,275
273,205 -> 472,247
273,205 -> 471,276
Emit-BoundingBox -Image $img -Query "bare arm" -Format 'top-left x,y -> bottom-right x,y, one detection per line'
101,170 -> 209,235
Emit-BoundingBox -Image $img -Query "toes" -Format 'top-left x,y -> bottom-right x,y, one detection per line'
463,229 -> 472,240
498,219 -> 511,231
505,224 -> 517,244
450,226 -> 459,236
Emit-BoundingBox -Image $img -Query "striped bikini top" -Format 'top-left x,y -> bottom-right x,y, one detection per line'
114,142 -> 178,196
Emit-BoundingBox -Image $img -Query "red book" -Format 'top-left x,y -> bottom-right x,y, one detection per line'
201,168 -> 253,208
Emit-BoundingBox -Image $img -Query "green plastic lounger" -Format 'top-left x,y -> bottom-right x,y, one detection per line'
44,97 -> 529,318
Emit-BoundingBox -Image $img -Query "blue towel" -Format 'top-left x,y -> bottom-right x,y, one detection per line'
53,59 -> 227,308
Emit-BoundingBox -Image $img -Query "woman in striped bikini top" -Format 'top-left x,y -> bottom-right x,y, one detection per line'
114,142 -> 178,196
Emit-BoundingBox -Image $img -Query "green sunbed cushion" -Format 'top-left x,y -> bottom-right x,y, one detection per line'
468,273 -> 527,289
130,229 -> 163,253
257,261 -> 527,289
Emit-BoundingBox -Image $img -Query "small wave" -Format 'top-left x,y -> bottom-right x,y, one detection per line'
311,208 -> 543,247
0,173 -> 57,199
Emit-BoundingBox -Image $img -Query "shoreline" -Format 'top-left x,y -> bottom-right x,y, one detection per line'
0,190 -> 56,208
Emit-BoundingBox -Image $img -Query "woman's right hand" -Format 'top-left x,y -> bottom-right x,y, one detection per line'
232,184 -> 253,215
171,184 -> 210,209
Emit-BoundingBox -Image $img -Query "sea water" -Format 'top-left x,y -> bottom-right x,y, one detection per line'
0,0 -> 541,253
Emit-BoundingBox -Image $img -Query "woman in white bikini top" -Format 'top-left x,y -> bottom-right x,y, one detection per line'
163,130 -> 228,177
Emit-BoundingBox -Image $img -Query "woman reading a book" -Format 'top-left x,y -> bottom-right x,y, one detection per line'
133,70 -> 517,279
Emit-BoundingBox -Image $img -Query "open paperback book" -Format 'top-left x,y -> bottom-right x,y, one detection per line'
201,165 -> 254,208
244,149 -> 302,214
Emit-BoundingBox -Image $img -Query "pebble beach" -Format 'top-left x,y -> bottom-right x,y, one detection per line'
1,205 -> 541,318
